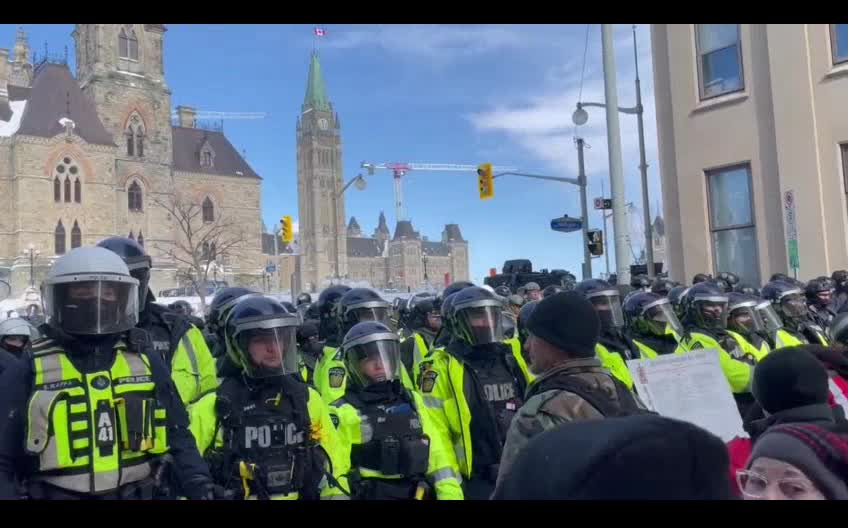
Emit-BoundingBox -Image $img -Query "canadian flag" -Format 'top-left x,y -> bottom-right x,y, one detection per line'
314,27 -> 326,37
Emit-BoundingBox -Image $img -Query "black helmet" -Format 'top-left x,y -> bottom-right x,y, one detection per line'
407,294 -> 441,332
624,292 -> 683,338
829,312 -> 848,346
97,236 -> 153,312
630,274 -> 651,290
734,283 -> 760,297
316,285 -> 352,343
439,292 -> 461,339
296,292 -> 312,306
805,277 -> 834,309
692,273 -> 712,285
667,285 -> 690,318
337,288 -> 390,336
770,273 -> 792,283
574,279 -> 624,331
716,271 -> 740,288
650,277 -> 677,297
279,301 -> 298,315
762,280 -> 808,326
449,286 -> 504,347
683,282 -> 729,331
207,287 -> 261,335
171,300 -> 193,316
494,285 -> 512,298
341,321 -> 401,389
225,296 -> 299,379
726,292 -> 764,336
517,300 -> 538,344
832,270 -> 848,291
442,280 -> 475,300
542,285 -> 566,298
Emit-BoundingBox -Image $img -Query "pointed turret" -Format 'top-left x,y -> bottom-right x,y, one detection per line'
347,216 -> 362,237
374,211 -> 390,242
302,52 -> 331,113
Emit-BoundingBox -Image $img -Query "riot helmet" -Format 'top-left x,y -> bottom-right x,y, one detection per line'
624,291 -> 683,338
407,294 -> 441,332
97,236 -> 152,312
337,288 -> 390,336
762,281 -> 808,327
225,296 -> 299,379
574,279 -> 624,331
755,300 -> 784,336
207,287 -> 261,336
683,282 -> 729,331
442,280 -> 475,300
171,300 -> 193,316
735,284 -> 761,297
450,286 -> 504,346
0,317 -> 39,356
667,285 -> 691,320
650,277 -> 678,297
517,300 -> 539,345
542,285 -> 566,298
42,247 -> 140,336
341,321 -> 402,389
494,286 -> 512,298
715,271 -> 740,292
630,274 -> 651,291
692,273 -> 712,285
805,278 -> 833,310
296,292 -> 312,307
726,292 -> 764,336
832,270 -> 848,292
316,285 -> 352,343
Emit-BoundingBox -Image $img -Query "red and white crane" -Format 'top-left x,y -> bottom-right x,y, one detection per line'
360,161 -> 515,222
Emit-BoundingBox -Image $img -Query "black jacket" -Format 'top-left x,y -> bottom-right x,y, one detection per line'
0,329 -> 211,499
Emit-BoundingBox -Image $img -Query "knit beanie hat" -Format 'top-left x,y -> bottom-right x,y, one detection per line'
492,414 -> 731,500
525,291 -> 599,358
748,423 -> 848,500
751,346 -> 829,414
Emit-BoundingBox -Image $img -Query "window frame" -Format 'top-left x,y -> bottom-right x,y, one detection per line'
128,181 -> 143,212
705,162 -> 760,282
54,177 -> 61,202
73,178 -> 81,203
71,221 -> 82,249
832,24 -> 848,66
63,177 -> 71,203
137,231 -> 144,247
202,197 -> 215,223
54,220 -> 66,256
695,24 -> 745,101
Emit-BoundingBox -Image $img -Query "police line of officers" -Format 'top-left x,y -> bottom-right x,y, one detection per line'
1,234 -> 846,500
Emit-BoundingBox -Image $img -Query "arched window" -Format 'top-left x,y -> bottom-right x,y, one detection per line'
125,113 -> 145,158
74,178 -> 81,203
54,221 -> 66,255
64,177 -> 71,203
54,157 -> 81,204
126,129 -> 134,156
54,177 -> 61,202
210,242 -> 217,261
128,230 -> 135,241
202,241 -> 210,261
128,29 -> 139,60
202,197 -> 214,223
119,28 -> 129,58
71,221 -> 82,249
137,231 -> 144,247
128,181 -> 143,212
136,129 -> 144,157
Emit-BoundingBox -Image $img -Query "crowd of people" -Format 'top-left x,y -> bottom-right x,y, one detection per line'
2,237 -> 848,500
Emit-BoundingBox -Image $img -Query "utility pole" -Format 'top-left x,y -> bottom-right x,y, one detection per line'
601,24 -> 632,285
576,137 -> 592,280
633,25 -> 654,278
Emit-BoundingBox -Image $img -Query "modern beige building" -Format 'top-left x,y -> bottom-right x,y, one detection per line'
651,24 -> 848,285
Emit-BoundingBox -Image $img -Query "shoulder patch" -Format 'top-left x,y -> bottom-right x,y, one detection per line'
329,413 -> 340,428
420,370 -> 438,393
328,367 -> 346,388
332,348 -> 343,361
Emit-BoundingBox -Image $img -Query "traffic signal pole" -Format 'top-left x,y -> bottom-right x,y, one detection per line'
577,137 -> 592,280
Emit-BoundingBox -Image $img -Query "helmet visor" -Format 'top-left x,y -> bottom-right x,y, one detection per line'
728,305 -> 764,334
643,301 -> 683,338
694,298 -> 728,330
235,325 -> 298,378
756,302 -> 783,333
588,291 -> 624,330
346,338 -> 402,388
781,293 -> 808,319
349,306 -> 389,325
45,279 -> 139,335
455,305 -> 504,345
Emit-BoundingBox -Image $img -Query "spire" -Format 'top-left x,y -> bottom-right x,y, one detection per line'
374,211 -> 390,241
303,51 -> 331,113
347,216 -> 361,237
14,26 -> 30,63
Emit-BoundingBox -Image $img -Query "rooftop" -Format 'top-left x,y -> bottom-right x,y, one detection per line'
171,126 -> 260,179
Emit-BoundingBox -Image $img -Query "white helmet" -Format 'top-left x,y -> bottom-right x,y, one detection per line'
42,247 -> 140,335
0,317 -> 39,339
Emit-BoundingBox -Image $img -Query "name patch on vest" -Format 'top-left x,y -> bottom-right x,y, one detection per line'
244,423 -> 304,449
153,340 -> 170,352
114,375 -> 153,386
36,380 -> 80,391
483,383 -> 516,402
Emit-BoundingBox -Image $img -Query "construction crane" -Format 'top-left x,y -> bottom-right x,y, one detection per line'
360,161 -> 516,223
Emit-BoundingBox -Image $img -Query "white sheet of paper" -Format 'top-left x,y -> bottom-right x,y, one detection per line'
627,349 -> 746,442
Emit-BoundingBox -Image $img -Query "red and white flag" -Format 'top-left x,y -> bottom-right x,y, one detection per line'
314,27 -> 326,37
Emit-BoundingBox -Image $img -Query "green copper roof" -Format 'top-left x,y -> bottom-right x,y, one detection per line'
303,52 -> 331,112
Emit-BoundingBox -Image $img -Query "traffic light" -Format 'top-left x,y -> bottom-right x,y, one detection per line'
281,216 -> 294,244
587,229 -> 604,256
477,163 -> 494,200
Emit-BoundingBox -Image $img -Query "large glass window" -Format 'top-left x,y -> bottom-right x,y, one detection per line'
54,220 -> 66,255
842,144 -> 848,216
707,164 -> 760,285
832,24 -> 848,65
128,181 -> 143,212
696,24 -> 744,100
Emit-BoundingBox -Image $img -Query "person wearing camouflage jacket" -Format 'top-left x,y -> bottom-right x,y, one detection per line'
495,292 -> 647,490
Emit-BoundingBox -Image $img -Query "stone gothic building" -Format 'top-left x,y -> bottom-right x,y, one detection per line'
0,25 -> 264,295
294,53 -> 469,291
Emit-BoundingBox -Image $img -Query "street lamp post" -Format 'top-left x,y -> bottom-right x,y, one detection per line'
22,243 -> 40,288
573,25 -> 654,278
421,250 -> 429,284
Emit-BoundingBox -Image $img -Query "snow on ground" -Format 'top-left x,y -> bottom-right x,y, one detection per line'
0,100 -> 27,137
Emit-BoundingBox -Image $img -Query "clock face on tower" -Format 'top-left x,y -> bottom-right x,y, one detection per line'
318,118 -> 328,130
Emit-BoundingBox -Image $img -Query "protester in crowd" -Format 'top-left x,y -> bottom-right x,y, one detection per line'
492,414 -> 732,500
523,282 -> 542,303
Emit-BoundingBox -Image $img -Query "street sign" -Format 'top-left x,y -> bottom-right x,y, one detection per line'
265,264 -> 277,273
593,197 -> 613,210
783,190 -> 799,272
550,215 -> 583,233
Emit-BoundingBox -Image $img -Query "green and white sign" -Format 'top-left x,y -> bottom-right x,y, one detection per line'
784,190 -> 799,273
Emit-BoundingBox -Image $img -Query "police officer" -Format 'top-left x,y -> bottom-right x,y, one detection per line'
725,292 -> 770,362
98,237 -> 217,406
187,295 -> 350,500
630,274 -> 651,292
832,270 -> 848,313
523,282 -> 542,303
297,321 -> 322,385
762,281 -> 829,347
399,294 -> 441,377
329,321 -> 463,500
205,287 -> 262,357
623,292 -> 686,359
667,285 -> 690,321
650,277 -> 678,297
806,277 -> 836,329
573,279 -> 635,389
494,285 -> 512,299
516,300 -> 538,353
0,318 -> 38,377
0,247 -> 215,499
417,286 -> 532,500
431,281 -> 475,349
715,271 -> 740,293
735,284 -> 761,297
692,273 -> 712,284
541,285 -> 565,298
170,300 -> 205,330
681,282 -> 753,393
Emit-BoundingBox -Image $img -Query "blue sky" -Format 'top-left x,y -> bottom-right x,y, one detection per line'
1,24 -> 661,285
